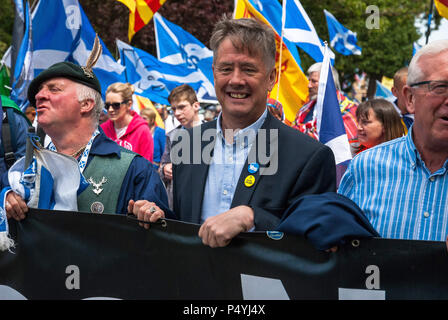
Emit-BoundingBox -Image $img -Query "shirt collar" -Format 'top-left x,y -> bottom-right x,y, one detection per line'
216,108 -> 268,145
89,127 -> 122,158
405,125 -> 448,171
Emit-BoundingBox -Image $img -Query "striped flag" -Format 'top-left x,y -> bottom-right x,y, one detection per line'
117,0 -> 167,41
315,44 -> 352,186
435,0 -> 448,20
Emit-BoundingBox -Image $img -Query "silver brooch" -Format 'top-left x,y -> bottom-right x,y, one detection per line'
87,176 -> 107,196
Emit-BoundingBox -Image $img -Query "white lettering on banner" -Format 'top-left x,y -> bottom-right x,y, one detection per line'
65,265 -> 80,290
240,274 -> 290,300
0,285 -> 27,300
338,265 -> 385,300
338,288 -> 386,300
365,265 -> 380,289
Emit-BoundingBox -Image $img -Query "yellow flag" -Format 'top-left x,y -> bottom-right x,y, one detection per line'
435,0 -> 448,20
135,94 -> 165,129
233,0 -> 309,124
381,76 -> 393,91
116,0 -> 167,41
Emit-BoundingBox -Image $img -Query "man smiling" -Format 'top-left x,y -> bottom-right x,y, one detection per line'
135,18 -> 336,247
144,17 -> 334,248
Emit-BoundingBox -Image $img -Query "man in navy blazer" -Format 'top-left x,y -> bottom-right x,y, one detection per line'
171,17 -> 336,247
137,17 -> 336,247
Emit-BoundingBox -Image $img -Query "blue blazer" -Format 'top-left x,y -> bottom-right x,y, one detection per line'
172,112 -> 337,230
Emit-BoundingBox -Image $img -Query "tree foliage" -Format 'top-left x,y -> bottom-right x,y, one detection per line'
294,0 -> 438,96
80,0 -> 234,58
0,0 -> 15,58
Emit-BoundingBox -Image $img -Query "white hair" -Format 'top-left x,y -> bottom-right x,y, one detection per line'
307,62 -> 341,91
407,39 -> 448,85
76,83 -> 104,125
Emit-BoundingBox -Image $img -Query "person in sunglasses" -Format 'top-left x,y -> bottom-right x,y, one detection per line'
101,82 -> 154,162
339,39 -> 448,242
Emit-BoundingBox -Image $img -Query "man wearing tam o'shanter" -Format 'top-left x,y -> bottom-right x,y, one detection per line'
1,36 -> 173,230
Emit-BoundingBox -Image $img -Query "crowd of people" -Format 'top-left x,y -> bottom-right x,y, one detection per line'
1,16 -> 448,252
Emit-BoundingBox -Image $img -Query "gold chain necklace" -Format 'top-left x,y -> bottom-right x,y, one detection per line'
70,145 -> 87,158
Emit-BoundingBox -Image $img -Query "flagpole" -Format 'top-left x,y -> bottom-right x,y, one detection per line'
276,0 -> 286,102
426,0 -> 434,44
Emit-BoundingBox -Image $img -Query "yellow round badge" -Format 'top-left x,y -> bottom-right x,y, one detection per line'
244,175 -> 256,187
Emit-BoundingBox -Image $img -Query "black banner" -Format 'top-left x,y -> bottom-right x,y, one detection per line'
0,209 -> 447,300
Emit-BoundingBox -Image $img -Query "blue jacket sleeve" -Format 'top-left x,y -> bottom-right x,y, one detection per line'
116,155 -> 176,219
0,112 -> 30,189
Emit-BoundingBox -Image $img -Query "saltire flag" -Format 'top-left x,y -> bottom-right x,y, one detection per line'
323,9 -> 361,56
117,0 -> 167,41
10,0 -> 33,110
116,39 -> 204,106
233,0 -> 309,124
233,0 -> 302,68
435,0 -> 448,20
375,80 -> 395,102
31,0 -> 125,100
283,0 -> 334,63
413,42 -> 421,56
153,12 -> 217,102
0,147 -> 88,251
315,44 -> 352,186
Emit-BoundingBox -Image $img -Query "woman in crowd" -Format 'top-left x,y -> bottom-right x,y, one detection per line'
140,107 -> 165,170
101,82 -> 154,162
353,98 -> 405,155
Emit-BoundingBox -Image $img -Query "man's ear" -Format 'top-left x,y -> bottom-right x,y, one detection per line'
391,86 -> 398,98
80,99 -> 95,114
402,85 -> 415,114
193,101 -> 201,112
268,67 -> 277,91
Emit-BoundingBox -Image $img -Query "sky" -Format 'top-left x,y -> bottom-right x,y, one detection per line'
416,16 -> 448,45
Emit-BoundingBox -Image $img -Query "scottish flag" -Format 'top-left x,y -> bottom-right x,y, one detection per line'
10,0 -> 33,110
237,0 -> 303,67
31,0 -> 125,99
375,80 -> 396,103
315,44 -> 351,185
413,42 -> 421,56
283,0 -> 334,63
153,13 -> 216,102
0,146 -> 88,251
117,39 -> 203,105
324,9 -> 361,56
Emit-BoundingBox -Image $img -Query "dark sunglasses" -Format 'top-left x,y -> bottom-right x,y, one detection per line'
105,100 -> 130,110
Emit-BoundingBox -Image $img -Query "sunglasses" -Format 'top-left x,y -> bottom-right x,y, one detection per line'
105,100 -> 130,110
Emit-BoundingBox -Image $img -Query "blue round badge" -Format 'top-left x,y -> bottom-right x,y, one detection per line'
266,231 -> 284,240
248,163 -> 259,174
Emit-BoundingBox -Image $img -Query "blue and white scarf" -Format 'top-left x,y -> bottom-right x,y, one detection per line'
0,129 -> 99,251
